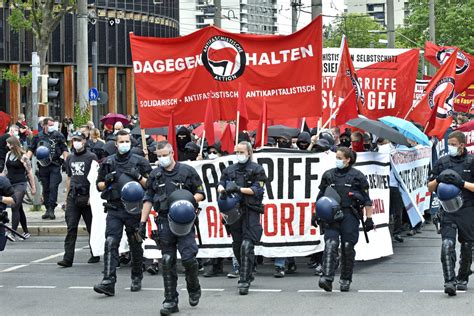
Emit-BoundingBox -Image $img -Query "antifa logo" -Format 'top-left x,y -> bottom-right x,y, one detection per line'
346,69 -> 365,105
436,48 -> 470,75
202,36 -> 246,82
428,77 -> 455,119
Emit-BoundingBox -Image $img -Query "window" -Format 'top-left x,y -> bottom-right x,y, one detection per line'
108,24 -> 117,64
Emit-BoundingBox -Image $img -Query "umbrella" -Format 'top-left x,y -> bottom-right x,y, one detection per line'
267,125 -> 300,138
379,116 -> 431,146
100,113 -> 129,126
456,120 -> 474,132
347,117 -> 410,146
131,125 -> 168,136
192,122 -> 236,140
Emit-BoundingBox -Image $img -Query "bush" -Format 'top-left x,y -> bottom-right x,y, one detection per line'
73,103 -> 91,129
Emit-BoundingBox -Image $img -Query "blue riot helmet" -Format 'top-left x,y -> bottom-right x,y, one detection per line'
167,189 -> 197,236
121,181 -> 145,215
36,145 -> 51,167
437,182 -> 463,213
217,193 -> 241,225
316,187 -> 342,222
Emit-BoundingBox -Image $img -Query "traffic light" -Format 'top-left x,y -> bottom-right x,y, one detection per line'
40,75 -> 60,103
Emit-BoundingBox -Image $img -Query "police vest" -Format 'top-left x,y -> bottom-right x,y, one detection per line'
326,168 -> 365,209
225,162 -> 265,213
37,132 -> 64,162
436,154 -> 474,206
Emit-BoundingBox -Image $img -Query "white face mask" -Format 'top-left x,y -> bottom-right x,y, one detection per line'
159,155 -> 172,168
335,159 -> 345,169
73,141 -> 83,151
236,154 -> 249,164
448,145 -> 459,157
208,153 -> 218,160
48,125 -> 58,133
118,142 -> 131,154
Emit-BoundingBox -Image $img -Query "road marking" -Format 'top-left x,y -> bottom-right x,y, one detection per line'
297,289 -> 341,293
420,290 -> 466,293
31,252 -> 66,263
358,290 -> 403,293
1,265 -> 29,273
17,286 -> 56,289
69,286 -> 93,289
248,289 -> 282,292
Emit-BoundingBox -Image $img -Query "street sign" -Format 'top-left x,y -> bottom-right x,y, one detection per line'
90,100 -> 98,106
89,88 -> 99,101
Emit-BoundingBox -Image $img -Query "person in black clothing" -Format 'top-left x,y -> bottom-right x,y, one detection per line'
427,131 -> 474,296
27,117 -> 68,220
1,136 -> 36,240
93,129 -> 152,297
15,114 -> 29,147
57,131 -> 99,267
176,126 -> 191,161
0,125 -> 20,172
218,141 -> 268,295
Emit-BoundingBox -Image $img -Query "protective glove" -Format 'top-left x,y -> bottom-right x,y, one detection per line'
225,181 -> 240,194
61,160 -> 67,173
125,167 -> 143,182
311,213 -> 318,228
104,172 -> 116,186
219,190 -> 228,200
364,217 -> 375,232
437,170 -> 464,187
138,221 -> 147,240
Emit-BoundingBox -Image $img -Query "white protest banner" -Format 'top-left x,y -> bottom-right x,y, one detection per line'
90,150 -> 392,261
391,146 -> 432,227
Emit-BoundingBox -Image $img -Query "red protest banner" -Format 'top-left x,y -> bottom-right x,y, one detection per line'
130,17 -> 323,128
453,84 -> 474,113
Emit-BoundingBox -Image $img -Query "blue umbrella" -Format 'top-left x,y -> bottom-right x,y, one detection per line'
378,116 -> 430,146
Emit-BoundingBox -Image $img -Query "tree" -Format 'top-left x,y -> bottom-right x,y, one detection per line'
324,14 -> 387,48
0,69 -> 32,124
8,0 -> 75,129
399,0 -> 474,54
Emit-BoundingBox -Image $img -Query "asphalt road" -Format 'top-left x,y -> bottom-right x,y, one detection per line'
1,226 -> 473,316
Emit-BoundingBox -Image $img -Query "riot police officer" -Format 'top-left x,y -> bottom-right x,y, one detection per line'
57,131 -> 99,268
27,117 -> 68,220
316,147 -> 374,292
139,141 -> 205,315
217,141 -> 267,295
93,129 -> 152,296
428,131 -> 474,296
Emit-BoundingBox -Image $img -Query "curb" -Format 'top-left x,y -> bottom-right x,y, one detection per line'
25,226 -> 89,236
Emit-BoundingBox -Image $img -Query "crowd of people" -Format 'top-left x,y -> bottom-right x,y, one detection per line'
0,112 -> 472,314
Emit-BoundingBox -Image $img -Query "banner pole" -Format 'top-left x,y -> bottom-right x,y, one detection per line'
140,128 -> 149,160
317,107 -> 341,137
199,130 -> 206,157
300,117 -> 306,132
235,111 -> 240,145
261,122 -> 266,148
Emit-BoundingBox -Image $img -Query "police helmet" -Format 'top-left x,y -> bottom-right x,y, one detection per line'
36,146 -> 51,167
316,196 -> 341,222
217,193 -> 242,225
121,181 -> 145,215
437,182 -> 463,213
167,190 -> 197,236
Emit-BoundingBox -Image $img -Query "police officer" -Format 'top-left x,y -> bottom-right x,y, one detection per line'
57,131 -> 99,268
428,131 -> 474,296
93,129 -> 152,296
316,147 -> 374,292
217,141 -> 267,295
0,175 -> 17,244
27,117 -> 68,220
139,141 -> 205,315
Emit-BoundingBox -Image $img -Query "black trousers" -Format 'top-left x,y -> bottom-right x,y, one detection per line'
38,164 -> 62,209
63,194 -> 93,262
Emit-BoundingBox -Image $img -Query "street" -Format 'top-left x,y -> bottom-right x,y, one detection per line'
1,226 -> 473,315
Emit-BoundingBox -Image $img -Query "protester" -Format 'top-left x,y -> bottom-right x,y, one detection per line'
350,131 -> 365,152
0,125 -> 21,172
140,140 -> 205,314
176,126 -> 192,161
15,114 -> 29,147
2,136 -> 36,240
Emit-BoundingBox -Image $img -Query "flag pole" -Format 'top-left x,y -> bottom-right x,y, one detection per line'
199,130 -> 206,157
235,111 -> 240,145
317,107 -> 341,137
300,117 -> 306,132
260,122 -> 266,148
140,128 -> 149,160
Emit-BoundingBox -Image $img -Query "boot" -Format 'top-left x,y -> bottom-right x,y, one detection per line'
93,236 -> 118,297
457,242 -> 472,291
49,207 -> 56,220
41,206 -> 50,220
93,278 -> 115,296
131,276 -> 142,292
441,239 -> 457,296
183,259 -> 201,307
319,239 -> 339,292
161,254 -> 179,314
128,231 -> 144,292
340,242 -> 355,292
239,240 -> 255,295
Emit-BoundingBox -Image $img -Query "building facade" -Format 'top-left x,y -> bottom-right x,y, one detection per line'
0,0 -> 179,123
345,0 -> 409,27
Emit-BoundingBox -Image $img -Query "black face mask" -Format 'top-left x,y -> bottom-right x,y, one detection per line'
184,151 -> 198,161
364,144 -> 371,151
297,142 -> 309,150
340,140 -> 351,147
278,140 -> 292,148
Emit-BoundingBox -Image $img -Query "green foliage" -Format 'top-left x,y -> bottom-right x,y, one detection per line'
73,103 -> 91,129
399,0 -> 474,54
324,14 -> 387,48
7,4 -> 32,33
0,69 -> 31,88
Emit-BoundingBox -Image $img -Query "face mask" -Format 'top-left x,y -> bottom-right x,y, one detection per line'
118,142 -> 131,154
297,143 -> 309,150
184,151 -> 198,161
336,159 -> 345,169
448,145 -> 459,157
236,154 -> 249,164
158,155 -> 172,168
73,141 -> 83,151
113,130 -> 119,135
48,125 -> 58,133
208,153 -> 218,160
278,141 -> 292,148
364,144 -> 371,151
340,140 -> 351,147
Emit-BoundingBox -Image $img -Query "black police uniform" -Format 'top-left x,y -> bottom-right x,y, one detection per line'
317,166 -> 372,289
29,130 -> 68,219
429,150 -> 474,292
0,175 -> 16,250
60,149 -> 98,265
93,150 -> 151,295
218,160 -> 267,294
143,162 -> 205,312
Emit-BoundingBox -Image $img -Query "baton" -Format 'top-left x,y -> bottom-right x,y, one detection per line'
359,215 -> 370,244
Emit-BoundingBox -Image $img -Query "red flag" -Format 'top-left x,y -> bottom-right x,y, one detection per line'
237,83 -> 248,132
255,98 -> 268,147
333,36 -> 364,107
167,112 -> 178,161
220,123 -> 234,154
425,42 -> 474,94
335,89 -> 359,126
408,49 -> 457,140
203,97 -> 215,146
